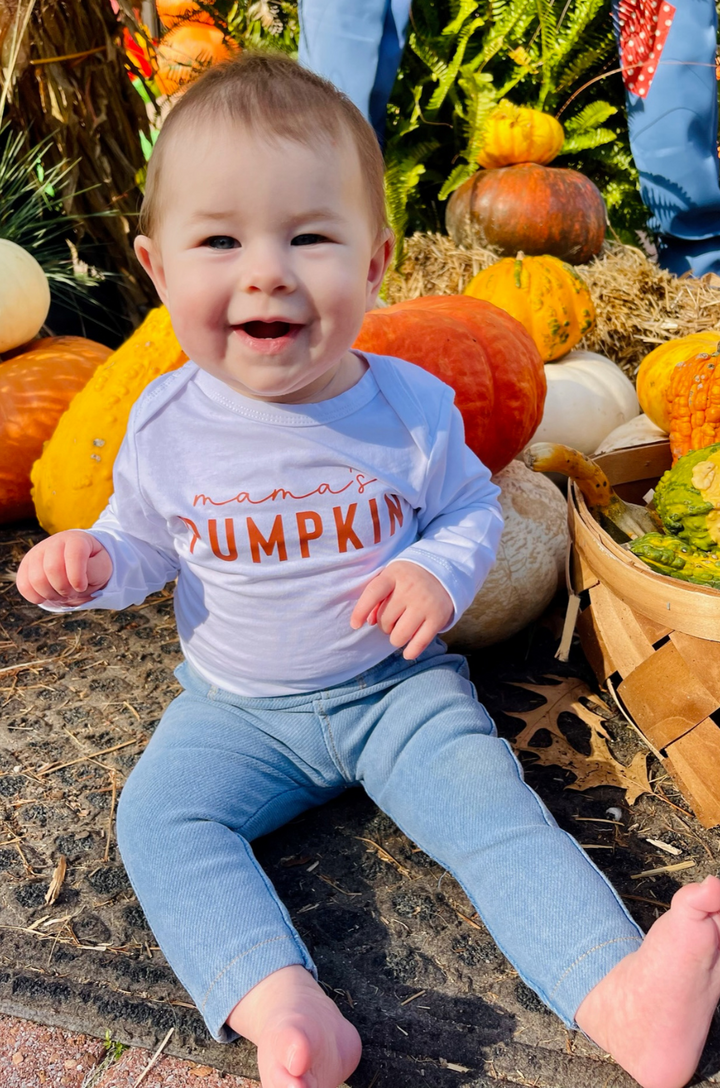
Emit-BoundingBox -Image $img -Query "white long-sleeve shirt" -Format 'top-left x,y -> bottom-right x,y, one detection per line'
51,353 -> 503,696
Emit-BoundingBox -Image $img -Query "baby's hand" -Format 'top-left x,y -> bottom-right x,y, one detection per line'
16,531 -> 113,607
350,560 -> 453,660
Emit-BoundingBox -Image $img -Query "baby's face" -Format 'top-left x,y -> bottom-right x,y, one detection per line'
135,121 -> 392,402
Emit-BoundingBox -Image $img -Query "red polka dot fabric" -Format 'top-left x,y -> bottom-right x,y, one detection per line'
617,0 -> 676,96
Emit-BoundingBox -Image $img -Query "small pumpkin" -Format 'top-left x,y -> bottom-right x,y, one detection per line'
156,0 -> 215,28
465,255 -> 595,363
31,307 -> 188,534
477,101 -> 564,169
530,349 -> 639,454
636,332 -> 720,433
155,23 -> 235,96
446,163 -> 606,265
0,337 -> 111,525
0,239 -> 51,353
445,460 -> 567,648
353,294 -> 546,474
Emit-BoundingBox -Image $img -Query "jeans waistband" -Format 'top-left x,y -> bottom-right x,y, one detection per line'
174,637 -> 463,711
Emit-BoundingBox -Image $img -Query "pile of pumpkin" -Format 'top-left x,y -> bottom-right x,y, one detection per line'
0,104 -> 680,646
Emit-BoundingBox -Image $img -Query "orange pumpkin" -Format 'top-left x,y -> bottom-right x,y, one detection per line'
155,23 -> 236,96
478,101 -> 564,169
446,163 -> 606,265
156,0 -> 215,28
636,332 -> 720,434
666,345 -> 720,463
0,337 -> 111,524
353,295 -> 546,473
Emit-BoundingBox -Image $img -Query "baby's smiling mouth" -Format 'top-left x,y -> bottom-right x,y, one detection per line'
240,320 -> 298,339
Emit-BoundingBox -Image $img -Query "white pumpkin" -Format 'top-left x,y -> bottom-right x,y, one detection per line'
445,460 -> 568,649
594,413 -> 667,454
0,239 -> 51,353
530,349 -> 640,456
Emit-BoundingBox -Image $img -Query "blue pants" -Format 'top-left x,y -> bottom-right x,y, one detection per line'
297,0 -> 412,140
613,0 -> 720,275
116,640 -> 642,1042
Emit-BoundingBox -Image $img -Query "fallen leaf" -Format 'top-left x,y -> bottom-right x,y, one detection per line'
11,1052 -> 23,1065
189,1066 -> 215,1077
506,677 -> 652,805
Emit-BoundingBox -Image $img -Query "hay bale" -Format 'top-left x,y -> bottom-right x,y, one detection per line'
383,234 -> 720,379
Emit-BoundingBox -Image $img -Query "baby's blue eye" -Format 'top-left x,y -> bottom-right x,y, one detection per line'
291,233 -> 326,246
204,236 -> 239,249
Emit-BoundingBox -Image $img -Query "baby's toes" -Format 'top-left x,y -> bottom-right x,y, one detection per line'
672,876 -> 720,919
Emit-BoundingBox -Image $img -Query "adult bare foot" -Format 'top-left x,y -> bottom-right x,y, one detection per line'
227,965 -> 362,1088
575,875 -> 720,1088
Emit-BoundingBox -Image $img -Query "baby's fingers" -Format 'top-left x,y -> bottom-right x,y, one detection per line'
402,619 -> 438,661
350,570 -> 395,629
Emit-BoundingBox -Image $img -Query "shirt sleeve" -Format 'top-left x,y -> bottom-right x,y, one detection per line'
392,393 -> 504,626
40,414 -> 180,614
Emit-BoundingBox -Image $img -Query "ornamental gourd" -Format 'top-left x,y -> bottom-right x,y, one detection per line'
636,332 -> 720,434
629,533 -> 720,590
0,337 -> 111,524
446,163 -> 606,265
0,240 -> 51,353
651,443 -> 720,551
31,307 -> 188,534
662,344 -> 720,463
531,349 -> 639,454
478,101 -> 565,169
353,294 -> 546,474
464,255 -> 595,363
445,460 -> 568,648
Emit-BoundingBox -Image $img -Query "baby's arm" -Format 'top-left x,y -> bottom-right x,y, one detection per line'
17,402 -> 180,614
352,391 -> 504,659
17,531 -> 113,607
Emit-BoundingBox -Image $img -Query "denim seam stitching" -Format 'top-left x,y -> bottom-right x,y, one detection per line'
316,703 -> 351,781
549,936 -> 643,999
200,934 -> 296,1012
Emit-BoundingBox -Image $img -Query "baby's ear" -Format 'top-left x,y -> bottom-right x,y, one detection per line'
366,228 -> 395,309
134,235 -> 169,304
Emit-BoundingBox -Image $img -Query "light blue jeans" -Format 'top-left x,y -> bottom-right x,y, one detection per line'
116,639 -> 643,1043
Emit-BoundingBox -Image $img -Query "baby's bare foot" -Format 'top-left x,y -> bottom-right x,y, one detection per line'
227,965 -> 362,1088
575,875 -> 720,1088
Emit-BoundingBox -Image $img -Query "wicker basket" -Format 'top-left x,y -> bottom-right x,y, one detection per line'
569,441 -> 720,827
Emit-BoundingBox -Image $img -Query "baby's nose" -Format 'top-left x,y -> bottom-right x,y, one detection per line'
240,245 -> 295,293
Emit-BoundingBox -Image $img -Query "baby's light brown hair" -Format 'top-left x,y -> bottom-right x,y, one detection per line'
139,51 -> 388,239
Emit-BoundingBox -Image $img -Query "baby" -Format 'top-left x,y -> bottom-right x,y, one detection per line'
16,52 -> 720,1088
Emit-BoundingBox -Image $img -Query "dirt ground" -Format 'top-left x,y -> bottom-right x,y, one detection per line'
2,522 -> 720,1088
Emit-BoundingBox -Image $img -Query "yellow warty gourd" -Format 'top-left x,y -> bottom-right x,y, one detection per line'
31,306 -> 188,533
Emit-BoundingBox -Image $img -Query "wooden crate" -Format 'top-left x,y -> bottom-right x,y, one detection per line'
569,441 -> 720,827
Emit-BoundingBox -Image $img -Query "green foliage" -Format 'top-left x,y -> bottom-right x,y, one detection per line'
0,125 -> 108,310
211,1 -> 649,246
382,0 -> 649,246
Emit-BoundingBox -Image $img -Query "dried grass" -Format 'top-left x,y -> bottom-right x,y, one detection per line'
382,234 -> 720,379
